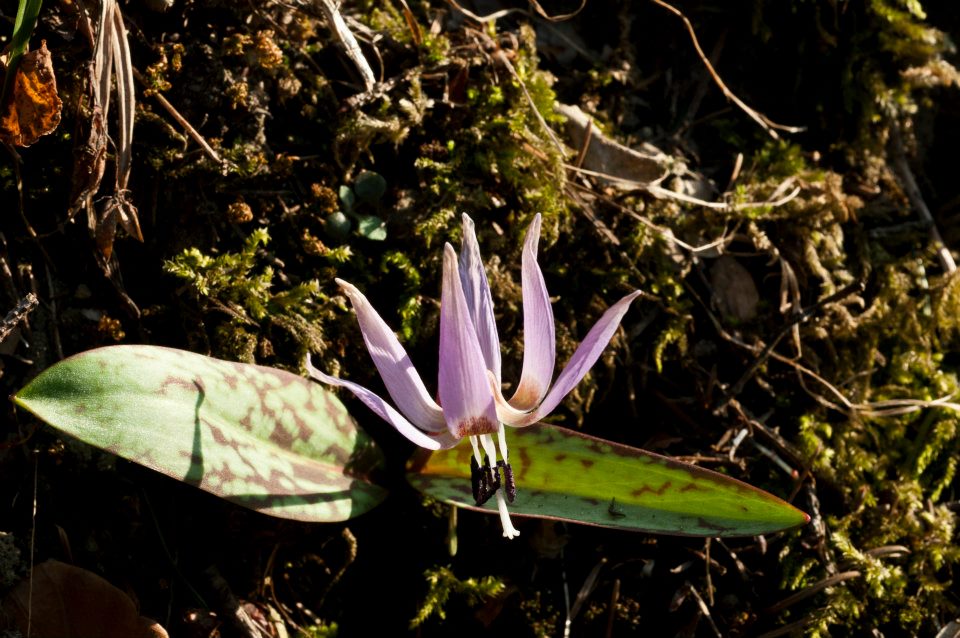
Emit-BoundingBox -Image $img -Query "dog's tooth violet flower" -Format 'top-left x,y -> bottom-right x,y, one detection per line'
307,214 -> 641,538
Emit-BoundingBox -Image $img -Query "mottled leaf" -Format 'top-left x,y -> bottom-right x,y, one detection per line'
408,425 -> 808,536
14,345 -> 386,522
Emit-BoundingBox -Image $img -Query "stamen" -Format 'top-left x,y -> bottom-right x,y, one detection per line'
469,436 -> 484,466
496,422 -> 509,462
495,489 -> 520,539
470,430 -> 521,536
479,433 -> 498,467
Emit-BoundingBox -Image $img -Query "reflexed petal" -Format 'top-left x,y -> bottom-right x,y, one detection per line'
306,357 -> 458,450
335,278 -> 446,433
458,214 -> 502,382
439,244 -> 500,438
498,290 -> 642,426
509,213 -> 556,411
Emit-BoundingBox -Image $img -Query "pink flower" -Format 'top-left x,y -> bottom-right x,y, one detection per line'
308,214 -> 640,537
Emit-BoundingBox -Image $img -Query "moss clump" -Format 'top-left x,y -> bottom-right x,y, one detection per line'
410,566 -> 505,629
164,228 -> 327,365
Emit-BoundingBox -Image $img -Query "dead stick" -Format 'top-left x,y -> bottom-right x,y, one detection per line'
713,281 -> 866,414
890,122 -> 956,274
132,68 -> 223,165
764,570 -> 861,615
316,0 -> 376,90
650,0 -> 804,139
0,293 -> 38,344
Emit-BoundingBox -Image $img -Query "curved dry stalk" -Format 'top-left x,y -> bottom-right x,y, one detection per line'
650,0 -> 805,139
443,0 -> 524,23
567,163 -> 802,211
764,570 -> 862,616
527,0 -> 588,22
493,50 -> 566,155
753,328 -> 960,418
315,0 -> 376,90
110,4 -> 134,194
73,0 -> 142,257
568,181 -> 737,255
691,280 -> 960,419
890,121 -> 956,274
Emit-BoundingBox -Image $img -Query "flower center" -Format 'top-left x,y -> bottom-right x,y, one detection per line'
468,426 -> 520,539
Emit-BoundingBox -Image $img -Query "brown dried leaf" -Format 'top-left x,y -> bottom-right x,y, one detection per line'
556,102 -> 669,188
710,255 -> 760,322
69,103 -> 109,214
0,560 -> 169,638
0,41 -> 63,147
95,193 -> 143,259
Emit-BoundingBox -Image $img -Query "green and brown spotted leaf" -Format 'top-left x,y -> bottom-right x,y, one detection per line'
14,345 -> 386,522
408,425 -> 808,537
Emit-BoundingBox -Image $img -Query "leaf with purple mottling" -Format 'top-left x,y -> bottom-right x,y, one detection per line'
14,345 -> 386,522
408,425 -> 808,537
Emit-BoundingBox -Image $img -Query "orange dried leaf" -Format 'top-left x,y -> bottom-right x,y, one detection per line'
0,41 -> 63,147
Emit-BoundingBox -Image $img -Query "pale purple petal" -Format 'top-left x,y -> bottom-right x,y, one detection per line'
500,290 -> 642,426
458,214 -> 502,382
439,244 -> 500,438
335,278 -> 446,433
508,213 -> 556,411
305,356 -> 458,450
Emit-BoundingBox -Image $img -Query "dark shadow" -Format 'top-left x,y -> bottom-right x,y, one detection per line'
183,379 -> 205,487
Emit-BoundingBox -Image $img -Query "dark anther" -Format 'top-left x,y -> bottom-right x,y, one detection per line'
472,459 -> 496,506
488,463 -> 501,495
499,460 -> 517,503
470,456 -> 482,503
473,458 -> 513,507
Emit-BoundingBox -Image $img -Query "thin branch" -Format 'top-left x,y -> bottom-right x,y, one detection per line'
650,0 -> 805,139
110,3 -> 135,192
133,68 -> 224,165
527,0 -> 588,21
315,0 -> 376,90
568,163 -> 801,210
0,292 -> 38,343
443,0 -> 522,23
764,571 -> 861,615
689,280 -> 960,419
890,121 -> 956,273
494,50 -> 566,155
568,181 -> 736,255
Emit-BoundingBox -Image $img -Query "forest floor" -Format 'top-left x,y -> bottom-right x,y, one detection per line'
1,0 -> 960,636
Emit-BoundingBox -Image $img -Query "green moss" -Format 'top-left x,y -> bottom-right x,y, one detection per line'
380,250 -> 423,342
410,566 -> 505,629
164,228 -> 327,363
366,0 -> 450,64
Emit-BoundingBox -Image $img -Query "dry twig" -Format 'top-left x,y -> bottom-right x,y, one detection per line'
315,0 -> 376,90
764,570 -> 861,615
650,0 -> 804,139
890,121 -> 956,273
132,68 -> 223,165
0,292 -> 37,344
71,0 -> 142,259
